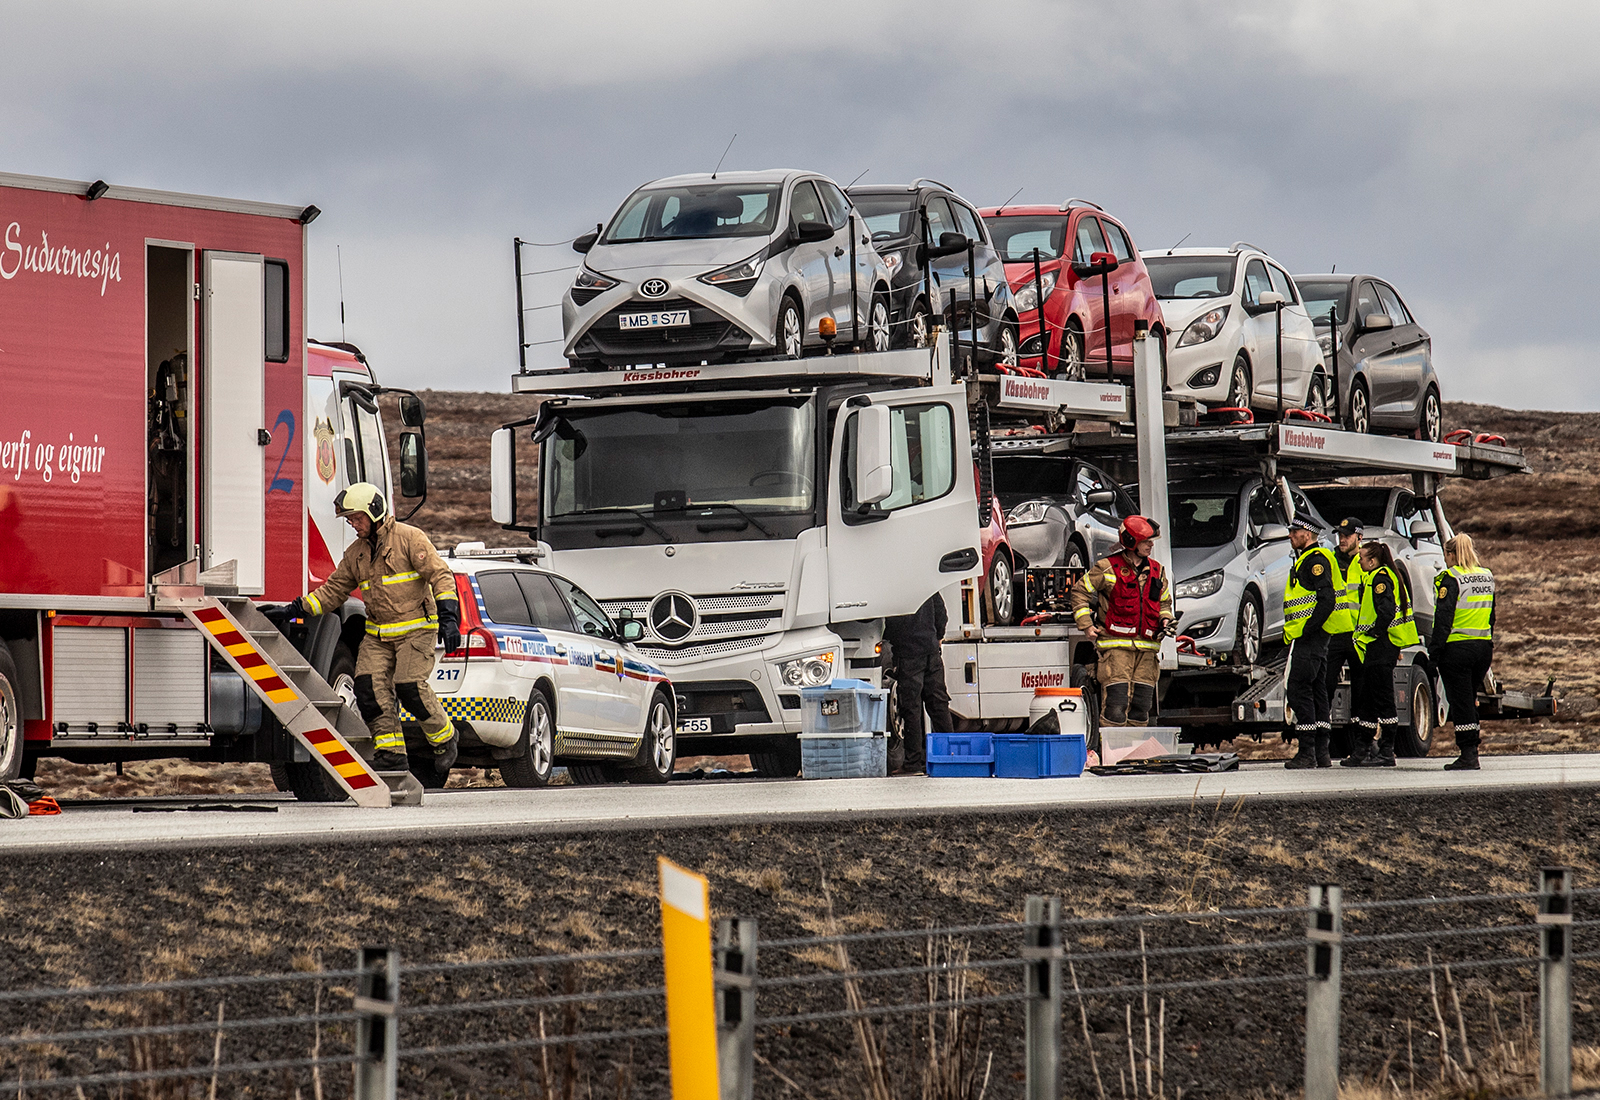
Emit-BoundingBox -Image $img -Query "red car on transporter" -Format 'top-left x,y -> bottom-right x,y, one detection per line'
980,201 -> 1165,381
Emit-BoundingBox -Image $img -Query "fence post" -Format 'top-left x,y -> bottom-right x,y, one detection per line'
1539,867 -> 1573,1098
353,945 -> 400,1100
1023,895 -> 1062,1100
1304,885 -> 1341,1100
716,917 -> 757,1100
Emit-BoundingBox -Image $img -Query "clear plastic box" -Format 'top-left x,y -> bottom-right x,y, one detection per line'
800,679 -> 889,735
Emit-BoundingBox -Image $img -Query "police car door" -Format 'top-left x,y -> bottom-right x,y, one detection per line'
827,387 -> 982,619
476,570 -> 599,735
552,577 -> 640,735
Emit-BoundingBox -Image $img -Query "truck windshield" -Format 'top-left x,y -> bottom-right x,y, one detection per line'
544,399 -> 815,518
603,184 -> 782,243
1169,492 -> 1240,548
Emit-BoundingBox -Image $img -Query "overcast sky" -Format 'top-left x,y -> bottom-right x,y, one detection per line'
6,1 -> 1597,409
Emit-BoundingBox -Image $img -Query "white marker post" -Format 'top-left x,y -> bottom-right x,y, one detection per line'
1132,321 -> 1176,669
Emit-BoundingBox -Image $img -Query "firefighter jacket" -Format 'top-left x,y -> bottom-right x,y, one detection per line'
1354,564 -> 1419,659
1071,552 -> 1173,650
304,516 -> 458,639
1327,547 -> 1364,635
1283,546 -> 1336,642
1431,565 -> 1496,648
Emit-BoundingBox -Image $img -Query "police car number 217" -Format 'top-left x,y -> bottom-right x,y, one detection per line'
677,717 -> 712,734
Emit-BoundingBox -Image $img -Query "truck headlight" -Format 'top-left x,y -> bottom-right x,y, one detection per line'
1176,306 -> 1229,347
778,651 -> 835,687
1174,570 -> 1224,599
1007,500 -> 1050,526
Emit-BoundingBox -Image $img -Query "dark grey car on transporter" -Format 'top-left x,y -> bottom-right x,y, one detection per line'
1295,273 -> 1444,441
847,180 -> 1020,371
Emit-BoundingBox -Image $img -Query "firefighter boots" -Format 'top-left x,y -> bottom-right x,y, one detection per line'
1340,729 -> 1375,767
372,750 -> 409,772
1315,731 -> 1333,768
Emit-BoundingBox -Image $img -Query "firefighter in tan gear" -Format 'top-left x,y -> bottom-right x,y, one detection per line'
1069,516 -> 1176,726
287,484 -> 461,773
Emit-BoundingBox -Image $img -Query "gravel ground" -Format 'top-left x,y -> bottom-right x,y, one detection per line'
4,786 -> 1600,1098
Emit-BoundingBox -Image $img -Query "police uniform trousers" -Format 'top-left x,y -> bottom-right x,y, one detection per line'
356,630 -> 452,754
893,651 -> 954,765
1285,633 -> 1331,742
1353,638 -> 1399,735
1325,631 -> 1359,713
1438,639 -> 1493,750
1097,645 -> 1160,726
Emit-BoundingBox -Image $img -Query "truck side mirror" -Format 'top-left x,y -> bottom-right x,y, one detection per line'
399,394 -> 426,427
398,432 -> 427,498
854,405 -> 894,506
620,619 -> 644,643
490,427 -> 516,525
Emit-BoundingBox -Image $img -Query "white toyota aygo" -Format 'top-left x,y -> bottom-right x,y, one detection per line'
409,546 -> 676,789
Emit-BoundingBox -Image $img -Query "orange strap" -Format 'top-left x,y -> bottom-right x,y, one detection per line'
28,796 -> 61,816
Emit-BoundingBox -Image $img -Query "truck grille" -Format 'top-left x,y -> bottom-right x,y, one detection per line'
635,634 -> 773,663
603,590 -> 784,650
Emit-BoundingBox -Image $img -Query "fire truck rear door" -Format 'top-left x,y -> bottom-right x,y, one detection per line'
201,251 -> 266,594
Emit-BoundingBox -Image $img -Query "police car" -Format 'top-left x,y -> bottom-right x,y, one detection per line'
413,546 -> 675,788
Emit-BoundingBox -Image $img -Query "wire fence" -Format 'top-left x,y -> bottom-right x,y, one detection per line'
0,867 -> 1590,1099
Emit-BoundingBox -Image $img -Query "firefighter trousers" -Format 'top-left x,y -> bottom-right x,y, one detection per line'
1438,640 -> 1493,750
1096,645 -> 1159,726
354,630 -> 452,754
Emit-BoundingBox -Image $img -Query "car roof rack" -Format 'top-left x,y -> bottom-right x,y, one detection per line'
1059,198 -> 1105,212
911,177 -> 956,192
1229,241 -> 1265,254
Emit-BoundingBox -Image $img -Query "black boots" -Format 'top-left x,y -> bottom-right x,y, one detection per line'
1314,730 -> 1333,769
1285,733 -> 1317,769
1341,729 -> 1375,767
372,750 -> 409,771
1443,746 -> 1480,771
1356,728 -> 1397,767
433,734 -> 459,774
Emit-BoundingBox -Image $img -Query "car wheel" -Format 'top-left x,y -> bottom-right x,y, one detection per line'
1397,664 -> 1436,757
995,321 -> 1019,370
778,296 -> 804,360
1226,354 -> 1252,409
1063,538 -> 1088,571
1347,381 -> 1372,434
282,644 -> 358,802
0,646 -> 21,783
1305,372 -> 1330,417
750,736 -> 802,778
1054,324 -> 1086,381
1231,592 -> 1262,667
986,552 -> 1016,626
624,691 -> 677,784
906,301 -> 932,349
1418,388 -> 1443,442
501,686 -> 555,788
869,294 -> 892,353
567,763 -> 625,785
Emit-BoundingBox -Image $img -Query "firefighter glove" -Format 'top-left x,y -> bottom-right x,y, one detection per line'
438,603 -> 462,653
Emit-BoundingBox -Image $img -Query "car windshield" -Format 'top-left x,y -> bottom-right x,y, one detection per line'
603,183 -> 781,243
1143,256 -> 1237,299
851,193 -> 918,241
984,216 -> 1068,262
1302,488 -> 1389,528
1169,492 -> 1241,548
544,398 -> 815,518
1297,281 -> 1350,324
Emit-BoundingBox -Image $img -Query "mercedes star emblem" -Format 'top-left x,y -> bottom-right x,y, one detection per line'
640,278 -> 670,298
648,591 -> 698,643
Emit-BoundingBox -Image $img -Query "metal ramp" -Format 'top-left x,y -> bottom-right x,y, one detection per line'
154,568 -> 420,806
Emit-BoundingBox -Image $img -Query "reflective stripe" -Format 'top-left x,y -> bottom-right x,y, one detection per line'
1284,547 -> 1338,640
1440,565 -> 1494,644
365,615 -> 440,638
1450,627 -> 1492,639
436,591 -> 459,601
304,592 -> 324,616
381,571 -> 421,585
1097,639 -> 1159,651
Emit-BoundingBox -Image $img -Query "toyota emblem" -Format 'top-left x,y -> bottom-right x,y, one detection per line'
640,278 -> 670,299
648,591 -> 698,643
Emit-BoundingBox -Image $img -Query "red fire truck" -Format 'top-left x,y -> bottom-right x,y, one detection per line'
0,171 -> 427,805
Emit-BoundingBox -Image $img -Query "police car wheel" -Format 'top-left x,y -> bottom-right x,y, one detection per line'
624,692 -> 677,784
501,687 -> 555,788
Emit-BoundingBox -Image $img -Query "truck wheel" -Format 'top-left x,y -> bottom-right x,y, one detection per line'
750,736 -> 802,778
624,691 -> 677,784
501,686 -> 555,788
282,644 -> 359,801
568,763 -> 625,785
1397,665 -> 1436,757
0,647 -> 22,783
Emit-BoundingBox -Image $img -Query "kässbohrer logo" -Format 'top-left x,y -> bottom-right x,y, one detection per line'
1003,379 -> 1052,402
1,222 -> 122,296
1020,670 -> 1065,689
1281,428 -> 1327,450
622,368 -> 701,383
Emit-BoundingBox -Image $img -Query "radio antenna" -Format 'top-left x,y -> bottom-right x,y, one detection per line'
337,245 -> 347,343
996,186 -> 1023,213
711,133 -> 737,179
846,168 -> 870,188
1167,232 -> 1191,254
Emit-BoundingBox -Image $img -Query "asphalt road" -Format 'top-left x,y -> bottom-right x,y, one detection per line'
5,752 -> 1598,852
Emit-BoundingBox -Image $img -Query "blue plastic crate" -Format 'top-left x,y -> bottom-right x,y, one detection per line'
992,733 -> 1087,778
800,679 -> 889,734
925,732 -> 995,777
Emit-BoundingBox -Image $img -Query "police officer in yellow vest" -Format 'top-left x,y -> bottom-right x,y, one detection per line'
1282,516 -> 1337,769
1324,517 -> 1366,729
286,483 -> 461,773
1347,541 -> 1419,767
1430,533 -> 1496,771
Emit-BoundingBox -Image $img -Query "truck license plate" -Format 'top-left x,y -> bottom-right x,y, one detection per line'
678,717 -> 712,734
619,310 -> 690,329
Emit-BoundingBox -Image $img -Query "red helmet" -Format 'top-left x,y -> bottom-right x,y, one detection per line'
1120,515 -> 1160,548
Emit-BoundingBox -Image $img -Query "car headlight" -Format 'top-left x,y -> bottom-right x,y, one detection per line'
573,267 -> 619,292
1012,269 -> 1058,313
699,253 -> 765,294
1176,306 -> 1229,347
881,250 -> 904,277
1174,570 -> 1224,599
778,651 -> 835,688
1007,500 -> 1050,526
1317,332 -> 1333,356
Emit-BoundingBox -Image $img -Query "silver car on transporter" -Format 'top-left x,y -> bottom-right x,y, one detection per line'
562,171 -> 894,368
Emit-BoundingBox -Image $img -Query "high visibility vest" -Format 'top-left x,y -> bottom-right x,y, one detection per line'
1354,565 -> 1420,659
1283,546 -> 1337,641
1438,565 -> 1495,643
1325,551 -> 1363,635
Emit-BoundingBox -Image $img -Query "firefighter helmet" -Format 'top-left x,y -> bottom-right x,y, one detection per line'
333,482 -> 387,523
1119,514 -> 1160,548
